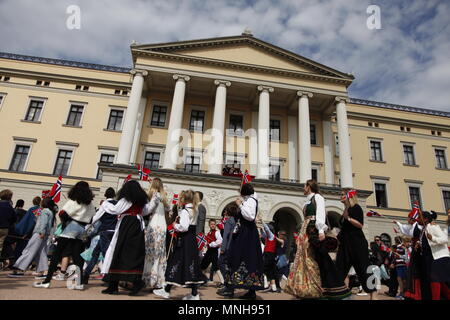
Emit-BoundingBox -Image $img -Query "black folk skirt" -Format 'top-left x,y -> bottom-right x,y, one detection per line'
165,225 -> 207,286
106,215 -> 145,283
226,218 -> 264,290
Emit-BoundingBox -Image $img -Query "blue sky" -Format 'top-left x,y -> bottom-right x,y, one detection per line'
0,0 -> 449,112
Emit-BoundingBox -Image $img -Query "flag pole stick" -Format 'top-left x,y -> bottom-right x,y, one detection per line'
167,234 -> 174,260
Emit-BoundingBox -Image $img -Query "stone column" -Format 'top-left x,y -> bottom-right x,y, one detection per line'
208,80 -> 230,174
288,115 -> 298,181
256,86 -> 273,179
116,69 -> 148,164
162,74 -> 190,170
335,97 -> 353,188
298,91 -> 313,183
322,118 -> 334,184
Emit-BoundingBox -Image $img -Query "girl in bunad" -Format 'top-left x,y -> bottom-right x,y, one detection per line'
34,181 -> 96,289
219,183 -> 264,300
261,222 -> 280,293
335,189 -> 377,300
153,190 -> 206,300
395,211 -> 450,300
99,180 -> 149,296
10,198 -> 56,277
142,178 -> 171,290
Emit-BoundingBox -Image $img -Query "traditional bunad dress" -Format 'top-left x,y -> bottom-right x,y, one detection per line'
165,204 -> 206,286
225,193 -> 264,290
100,199 -> 152,282
142,192 -> 170,288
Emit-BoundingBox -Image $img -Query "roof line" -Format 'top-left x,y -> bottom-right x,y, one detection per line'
0,52 -> 131,74
349,98 -> 450,118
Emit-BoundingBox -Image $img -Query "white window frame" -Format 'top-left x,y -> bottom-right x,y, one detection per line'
183,148 -> 203,173
23,96 -> 47,122
8,139 -> 34,172
402,142 -> 417,166
149,100 -> 170,129
188,105 -> 207,133
434,147 -> 448,169
310,121 -> 319,146
406,182 -> 423,209
368,138 -> 384,162
0,92 -> 6,111
224,153 -> 245,169
439,186 -> 450,213
53,144 -> 77,176
105,106 -> 126,131
96,150 -> 117,179
269,116 -> 282,142
372,178 -> 390,208
311,163 -> 321,182
142,145 -> 164,169
226,110 -> 246,137
269,157 -> 282,181
65,101 -> 87,127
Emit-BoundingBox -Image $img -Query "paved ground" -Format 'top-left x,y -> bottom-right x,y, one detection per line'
0,271 -> 395,300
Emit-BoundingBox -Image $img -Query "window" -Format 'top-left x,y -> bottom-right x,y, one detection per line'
443,190 -> 450,212
107,109 -> 124,131
435,149 -> 447,169
185,155 -> 200,173
403,145 -> 416,165
24,99 -> 44,122
144,151 -> 160,169
75,85 -> 82,90
121,90 -> 128,96
270,119 -> 280,141
66,104 -> 84,126
151,105 -> 167,127
368,122 -> 373,127
189,110 -> 205,132
335,134 -> 339,156
53,149 -> 73,176
269,163 -> 280,181
96,153 -> 115,179
82,86 -> 89,91
370,140 -> 383,161
311,168 -> 318,182
408,187 -> 422,209
9,145 -> 30,172
0,94 -> 4,109
228,115 -> 243,136
43,81 -> 50,87
374,183 -> 388,208
3,76 -> 10,82
114,89 -> 120,95
310,124 -> 317,145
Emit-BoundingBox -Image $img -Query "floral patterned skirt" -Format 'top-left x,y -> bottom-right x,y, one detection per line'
285,217 -> 323,299
142,225 -> 167,288
165,225 -> 207,286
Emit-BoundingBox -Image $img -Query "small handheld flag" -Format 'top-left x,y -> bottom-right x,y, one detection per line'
167,224 -> 177,238
217,216 -> 229,231
242,170 -> 252,184
42,190 -> 51,199
32,208 -> 42,217
49,176 -> 62,203
346,189 -> 357,199
408,201 -> 420,221
366,210 -> 381,217
122,174 -> 132,186
196,232 -> 207,251
137,164 -> 151,181
172,194 -> 179,205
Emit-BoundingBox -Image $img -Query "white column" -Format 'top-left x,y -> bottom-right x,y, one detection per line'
129,95 -> 148,164
288,115 -> 298,181
322,119 -> 334,184
248,111 -> 259,175
162,74 -> 190,170
208,80 -> 230,174
335,97 -> 353,188
298,91 -> 313,183
116,70 -> 148,164
257,86 -> 273,179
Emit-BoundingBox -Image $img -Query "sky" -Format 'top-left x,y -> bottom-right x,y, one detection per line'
0,0 -> 449,112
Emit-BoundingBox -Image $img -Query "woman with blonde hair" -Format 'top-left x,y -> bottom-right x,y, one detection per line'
335,189 -> 377,299
142,178 -> 170,290
154,190 -> 206,300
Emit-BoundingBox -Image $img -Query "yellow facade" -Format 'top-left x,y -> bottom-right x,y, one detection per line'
0,35 -> 449,222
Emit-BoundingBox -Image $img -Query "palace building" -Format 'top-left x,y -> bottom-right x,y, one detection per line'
1,33 -> 448,253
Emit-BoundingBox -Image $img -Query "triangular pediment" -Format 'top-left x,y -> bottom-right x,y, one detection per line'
132,35 -> 353,81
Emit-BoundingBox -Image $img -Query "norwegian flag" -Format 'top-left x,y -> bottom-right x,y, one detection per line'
293,232 -> 299,241
49,176 -> 62,203
167,224 -> 177,238
196,232 -> 208,251
217,216 -> 229,231
408,201 -> 420,221
366,210 -> 381,217
137,164 -> 151,181
41,190 -> 51,199
122,174 -> 132,186
172,194 -> 179,205
32,208 -> 42,217
380,244 -> 391,253
241,170 -> 252,185
346,189 -> 357,199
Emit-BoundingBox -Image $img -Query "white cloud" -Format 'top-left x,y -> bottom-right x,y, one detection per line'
0,0 -> 448,111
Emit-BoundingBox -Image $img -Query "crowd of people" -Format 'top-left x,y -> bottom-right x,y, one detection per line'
0,178 -> 448,300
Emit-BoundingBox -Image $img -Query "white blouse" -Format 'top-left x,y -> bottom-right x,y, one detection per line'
239,193 -> 258,221
304,193 -> 328,235
174,203 -> 197,233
